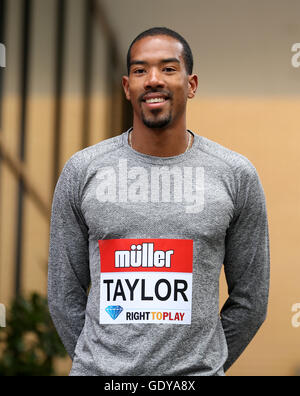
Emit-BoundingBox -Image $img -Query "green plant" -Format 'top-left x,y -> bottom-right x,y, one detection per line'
0,293 -> 67,376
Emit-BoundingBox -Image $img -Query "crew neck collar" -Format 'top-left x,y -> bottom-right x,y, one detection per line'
122,128 -> 199,165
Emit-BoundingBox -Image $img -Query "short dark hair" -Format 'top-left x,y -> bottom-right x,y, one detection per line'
127,27 -> 194,75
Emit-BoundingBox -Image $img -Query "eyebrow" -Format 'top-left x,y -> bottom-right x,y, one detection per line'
129,58 -> 180,68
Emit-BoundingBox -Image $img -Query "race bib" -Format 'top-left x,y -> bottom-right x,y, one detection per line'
99,239 -> 193,324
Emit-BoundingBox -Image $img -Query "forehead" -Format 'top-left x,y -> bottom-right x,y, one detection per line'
130,35 -> 184,63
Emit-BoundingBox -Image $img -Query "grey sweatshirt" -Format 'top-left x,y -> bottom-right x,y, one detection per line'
48,129 -> 270,376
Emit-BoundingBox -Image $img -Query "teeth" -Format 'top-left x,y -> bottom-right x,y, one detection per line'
146,98 -> 165,104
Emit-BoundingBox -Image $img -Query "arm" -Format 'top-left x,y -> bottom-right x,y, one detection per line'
48,158 -> 90,359
220,164 -> 270,372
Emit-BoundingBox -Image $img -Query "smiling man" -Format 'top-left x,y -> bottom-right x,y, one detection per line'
123,30 -> 198,157
122,29 -> 197,156
48,27 -> 270,376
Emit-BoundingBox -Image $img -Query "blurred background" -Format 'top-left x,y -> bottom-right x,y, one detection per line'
0,0 -> 299,376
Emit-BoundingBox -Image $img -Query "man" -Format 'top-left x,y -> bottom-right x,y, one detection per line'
48,27 -> 270,376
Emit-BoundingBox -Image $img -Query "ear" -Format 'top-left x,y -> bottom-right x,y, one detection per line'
122,76 -> 131,101
187,74 -> 198,99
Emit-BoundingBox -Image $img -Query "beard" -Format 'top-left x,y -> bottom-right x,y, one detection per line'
139,89 -> 173,129
141,109 -> 172,129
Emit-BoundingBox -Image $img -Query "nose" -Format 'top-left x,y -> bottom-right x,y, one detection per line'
144,68 -> 165,90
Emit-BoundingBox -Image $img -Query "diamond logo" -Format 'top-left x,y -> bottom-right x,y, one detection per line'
105,305 -> 123,320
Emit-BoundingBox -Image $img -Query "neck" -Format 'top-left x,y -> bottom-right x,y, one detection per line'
130,116 -> 193,157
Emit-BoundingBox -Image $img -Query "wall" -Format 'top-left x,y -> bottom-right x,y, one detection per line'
0,0 -> 125,375
188,98 -> 300,376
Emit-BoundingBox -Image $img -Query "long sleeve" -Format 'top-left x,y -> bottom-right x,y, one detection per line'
220,164 -> 270,372
48,158 -> 90,359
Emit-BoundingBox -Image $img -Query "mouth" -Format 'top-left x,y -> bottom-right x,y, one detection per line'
141,94 -> 170,109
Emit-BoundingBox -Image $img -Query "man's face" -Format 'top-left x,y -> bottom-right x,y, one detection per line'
123,35 -> 197,130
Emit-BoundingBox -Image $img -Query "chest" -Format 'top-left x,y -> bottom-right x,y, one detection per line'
81,163 -> 235,243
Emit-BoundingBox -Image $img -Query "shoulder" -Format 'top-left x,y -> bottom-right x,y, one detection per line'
55,133 -> 125,191
194,134 -> 258,179
68,134 -> 124,171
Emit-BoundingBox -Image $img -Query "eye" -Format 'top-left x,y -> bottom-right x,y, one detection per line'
133,68 -> 146,74
163,67 -> 176,73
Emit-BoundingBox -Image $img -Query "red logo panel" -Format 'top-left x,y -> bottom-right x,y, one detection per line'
99,239 -> 193,273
